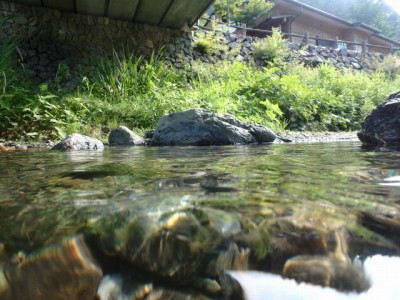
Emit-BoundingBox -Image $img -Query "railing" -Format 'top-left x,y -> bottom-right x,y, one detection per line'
197,17 -> 400,55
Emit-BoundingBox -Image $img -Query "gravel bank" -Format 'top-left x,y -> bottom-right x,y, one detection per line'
0,132 -> 360,150
276,131 -> 359,143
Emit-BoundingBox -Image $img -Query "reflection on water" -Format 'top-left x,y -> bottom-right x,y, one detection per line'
0,142 -> 399,298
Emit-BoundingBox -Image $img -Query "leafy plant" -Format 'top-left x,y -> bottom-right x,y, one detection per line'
193,30 -> 227,56
252,29 -> 290,65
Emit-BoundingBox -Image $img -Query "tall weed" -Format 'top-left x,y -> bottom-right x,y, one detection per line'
81,50 -> 186,129
91,50 -> 176,101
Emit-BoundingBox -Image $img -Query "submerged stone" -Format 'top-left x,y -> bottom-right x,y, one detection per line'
358,211 -> 400,247
0,207 -> 379,298
88,208 -> 224,284
0,235 -> 102,300
283,255 -> 369,292
96,274 -> 215,300
258,218 -> 371,292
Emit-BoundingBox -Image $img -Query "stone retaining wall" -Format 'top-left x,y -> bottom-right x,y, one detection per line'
0,1 -> 192,87
192,31 -> 384,71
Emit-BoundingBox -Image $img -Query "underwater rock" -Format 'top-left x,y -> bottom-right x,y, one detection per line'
358,91 -> 400,146
52,133 -> 104,151
1,207 -> 394,299
260,219 -> 347,271
358,211 -> 400,247
85,206 -> 267,298
86,208 -> 225,284
283,255 -> 369,292
86,209 -> 374,295
108,125 -> 145,146
96,274 -> 216,300
150,109 -> 276,146
0,235 -> 102,300
258,217 -> 371,292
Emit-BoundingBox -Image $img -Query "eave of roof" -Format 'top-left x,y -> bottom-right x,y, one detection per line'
5,0 -> 215,30
372,34 -> 400,46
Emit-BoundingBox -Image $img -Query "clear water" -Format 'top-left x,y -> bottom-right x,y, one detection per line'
1,141 -> 399,258
0,142 -> 400,298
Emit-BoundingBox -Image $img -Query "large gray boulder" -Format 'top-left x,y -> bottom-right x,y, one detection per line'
108,125 -> 145,146
358,92 -> 400,146
150,109 -> 276,146
52,133 -> 104,151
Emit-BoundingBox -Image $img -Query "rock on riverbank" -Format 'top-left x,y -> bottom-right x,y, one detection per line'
358,91 -> 400,147
149,108 -> 276,146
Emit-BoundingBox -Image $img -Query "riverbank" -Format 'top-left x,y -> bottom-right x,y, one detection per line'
276,131 -> 358,143
0,131 -> 359,150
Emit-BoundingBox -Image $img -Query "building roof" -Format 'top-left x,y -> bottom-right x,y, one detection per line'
6,0 -> 215,30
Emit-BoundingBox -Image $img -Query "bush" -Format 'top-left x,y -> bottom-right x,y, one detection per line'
193,30 -> 227,56
252,29 -> 290,65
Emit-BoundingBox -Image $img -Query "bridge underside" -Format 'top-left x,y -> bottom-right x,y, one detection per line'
6,0 -> 214,30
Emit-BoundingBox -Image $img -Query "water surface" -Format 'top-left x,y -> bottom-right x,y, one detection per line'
1,141 -> 399,257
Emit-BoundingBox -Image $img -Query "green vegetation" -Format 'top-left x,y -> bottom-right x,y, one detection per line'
193,28 -> 228,56
2,27 -> 400,141
213,0 -> 273,26
252,28 -> 290,65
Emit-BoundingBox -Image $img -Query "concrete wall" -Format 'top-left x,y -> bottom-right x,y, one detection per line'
0,1 -> 192,87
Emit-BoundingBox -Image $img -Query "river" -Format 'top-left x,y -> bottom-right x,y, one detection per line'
0,141 -> 399,299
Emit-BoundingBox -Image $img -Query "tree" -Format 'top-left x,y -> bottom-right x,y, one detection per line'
213,0 -> 273,27
348,0 -> 400,40
298,0 -> 400,41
